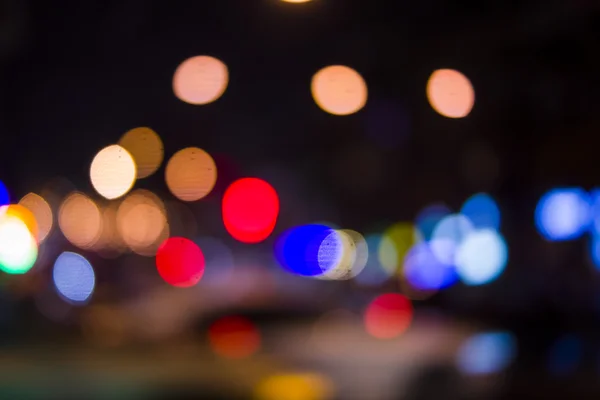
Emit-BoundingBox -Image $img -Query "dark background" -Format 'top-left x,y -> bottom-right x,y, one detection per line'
1,0 -> 600,399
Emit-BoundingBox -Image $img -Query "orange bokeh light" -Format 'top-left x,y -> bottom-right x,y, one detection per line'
364,293 -> 413,339
58,192 -> 102,250
118,127 -> 164,179
426,69 -> 475,118
19,193 -> 53,243
173,55 -> 229,105
117,189 -> 168,256
208,316 -> 260,359
311,65 -> 367,116
165,147 -> 217,202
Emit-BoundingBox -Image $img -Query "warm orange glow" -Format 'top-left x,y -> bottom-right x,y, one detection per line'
93,203 -> 127,259
117,189 -> 168,256
426,69 -> 475,118
282,0 -> 312,2
173,55 -> 229,105
58,192 -> 102,249
165,147 -> 217,201
19,193 -> 53,243
311,65 -> 367,116
90,144 -> 137,200
0,204 -> 39,242
118,127 -> 164,179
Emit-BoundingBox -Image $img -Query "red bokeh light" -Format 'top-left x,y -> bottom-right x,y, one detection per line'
208,316 -> 260,359
156,237 -> 205,287
364,293 -> 413,339
222,178 -> 279,244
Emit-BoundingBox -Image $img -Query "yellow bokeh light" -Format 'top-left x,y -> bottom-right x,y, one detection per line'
173,55 -> 229,105
19,193 -> 53,243
116,189 -> 168,256
118,127 -> 164,179
165,147 -> 217,202
311,65 -> 367,116
282,0 -> 312,3
90,144 -> 136,200
255,373 -> 334,400
58,192 -> 102,250
381,223 -> 421,274
426,69 -> 475,118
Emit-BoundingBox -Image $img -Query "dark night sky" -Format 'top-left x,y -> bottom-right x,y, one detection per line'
0,0 -> 599,322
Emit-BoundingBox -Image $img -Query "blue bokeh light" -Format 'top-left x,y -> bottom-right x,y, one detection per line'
588,233 -> 600,270
403,241 -> 458,290
460,193 -> 500,231
0,181 -> 9,207
457,331 -> 516,375
535,188 -> 591,241
589,189 -> 600,236
430,214 -> 474,265
274,224 -> 333,277
53,251 -> 95,304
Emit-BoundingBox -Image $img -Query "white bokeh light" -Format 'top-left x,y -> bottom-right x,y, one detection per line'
455,229 -> 507,285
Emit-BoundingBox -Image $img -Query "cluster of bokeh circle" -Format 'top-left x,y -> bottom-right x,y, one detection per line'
0,0 -> 481,341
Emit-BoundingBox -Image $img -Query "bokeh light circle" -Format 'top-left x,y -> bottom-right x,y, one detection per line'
275,224 -> 333,277
364,293 -> 413,339
53,251 -> 95,304
457,331 -> 517,375
460,193 -> 500,231
0,215 -> 38,274
222,178 -> 279,243
90,144 -> 137,200
118,127 -> 164,179
318,229 -> 368,280
311,65 -> 368,116
208,316 -> 260,359
535,188 -> 591,241
0,181 -> 9,206
430,214 -> 474,266
58,192 -> 102,250
455,229 -> 508,285
117,190 -> 168,256
19,193 -> 53,243
403,241 -> 458,291
156,237 -> 205,287
166,147 -> 217,202
381,222 -> 421,274
173,55 -> 229,105
0,204 -> 39,242
427,69 -> 475,118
